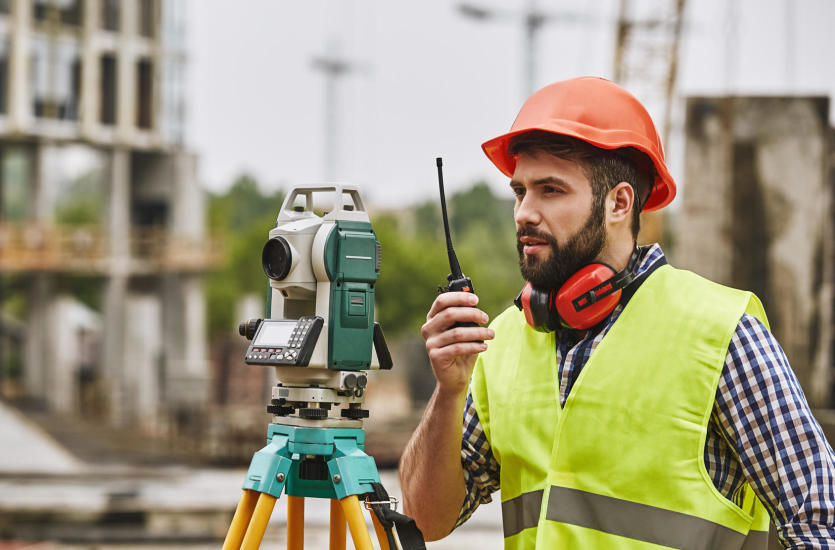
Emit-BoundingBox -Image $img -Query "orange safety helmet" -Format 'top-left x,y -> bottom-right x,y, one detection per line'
482,76 -> 676,212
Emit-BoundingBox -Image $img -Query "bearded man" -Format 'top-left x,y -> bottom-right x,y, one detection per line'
399,77 -> 835,549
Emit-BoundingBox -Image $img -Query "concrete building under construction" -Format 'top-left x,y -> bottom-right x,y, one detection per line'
0,0 -> 213,432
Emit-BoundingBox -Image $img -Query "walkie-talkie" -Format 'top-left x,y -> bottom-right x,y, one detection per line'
436,157 -> 479,329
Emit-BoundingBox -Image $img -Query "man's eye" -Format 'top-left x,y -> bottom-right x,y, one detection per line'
543,185 -> 560,194
512,187 -> 524,197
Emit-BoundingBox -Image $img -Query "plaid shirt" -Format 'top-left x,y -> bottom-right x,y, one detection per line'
459,244 -> 835,548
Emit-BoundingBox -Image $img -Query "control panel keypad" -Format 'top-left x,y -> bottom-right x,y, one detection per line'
245,316 -> 323,367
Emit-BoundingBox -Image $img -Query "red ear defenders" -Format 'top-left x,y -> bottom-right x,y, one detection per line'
514,263 -> 636,331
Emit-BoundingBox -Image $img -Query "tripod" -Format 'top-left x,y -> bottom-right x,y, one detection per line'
222,423 -> 396,550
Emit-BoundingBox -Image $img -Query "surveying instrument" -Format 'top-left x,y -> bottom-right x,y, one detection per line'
222,185 -> 423,550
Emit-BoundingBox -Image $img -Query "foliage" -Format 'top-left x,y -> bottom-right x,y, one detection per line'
54,169 -> 105,226
205,174 -> 285,335
375,183 -> 521,336
373,214 -> 449,336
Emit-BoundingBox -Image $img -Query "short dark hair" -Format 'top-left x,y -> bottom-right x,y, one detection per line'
508,131 -> 654,239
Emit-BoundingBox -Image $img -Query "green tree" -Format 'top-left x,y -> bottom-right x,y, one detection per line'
449,181 -> 508,238
205,175 -> 285,335
374,182 -> 521,336
54,169 -> 105,226
373,214 -> 449,336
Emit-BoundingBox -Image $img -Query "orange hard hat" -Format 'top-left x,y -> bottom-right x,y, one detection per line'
482,76 -> 676,212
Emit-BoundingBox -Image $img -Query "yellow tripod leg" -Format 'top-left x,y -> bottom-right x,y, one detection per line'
340,495 -> 374,550
329,499 -> 346,550
287,495 -> 305,550
223,489 -> 259,550
241,492 -> 278,550
371,512 -> 394,550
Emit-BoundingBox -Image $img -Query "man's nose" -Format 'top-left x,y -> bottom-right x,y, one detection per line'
514,193 -> 541,227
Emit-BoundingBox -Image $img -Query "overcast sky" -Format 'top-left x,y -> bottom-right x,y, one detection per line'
187,0 -> 835,209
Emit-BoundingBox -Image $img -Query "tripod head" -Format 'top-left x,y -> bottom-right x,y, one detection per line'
239,185 -> 392,427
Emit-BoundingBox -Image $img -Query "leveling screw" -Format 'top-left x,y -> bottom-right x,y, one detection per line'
333,474 -> 341,484
276,473 -> 286,482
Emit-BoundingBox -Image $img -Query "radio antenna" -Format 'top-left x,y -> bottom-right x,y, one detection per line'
436,157 -> 464,279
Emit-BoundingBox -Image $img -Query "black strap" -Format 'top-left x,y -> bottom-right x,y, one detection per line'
367,482 -> 426,550
571,267 -> 637,313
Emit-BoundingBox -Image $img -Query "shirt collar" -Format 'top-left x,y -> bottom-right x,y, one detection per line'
630,243 -> 666,278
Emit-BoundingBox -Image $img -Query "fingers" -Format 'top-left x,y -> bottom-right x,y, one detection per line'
427,325 -> 494,350
423,305 -> 488,336
421,300 -> 495,358
427,341 -> 489,368
421,292 -> 495,393
426,291 -> 479,320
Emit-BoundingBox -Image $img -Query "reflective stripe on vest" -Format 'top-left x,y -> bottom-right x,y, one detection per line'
502,487 -> 769,549
502,489 -> 544,538
546,486 -> 768,550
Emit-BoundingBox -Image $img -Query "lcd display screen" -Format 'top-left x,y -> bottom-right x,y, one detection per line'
254,321 -> 295,346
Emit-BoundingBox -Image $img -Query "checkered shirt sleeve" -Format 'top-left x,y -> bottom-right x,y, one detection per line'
714,314 -> 835,548
456,391 -> 500,528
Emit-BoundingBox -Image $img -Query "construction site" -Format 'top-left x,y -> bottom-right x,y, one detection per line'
0,0 -> 833,549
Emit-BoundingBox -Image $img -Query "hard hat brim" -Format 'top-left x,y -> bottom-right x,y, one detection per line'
482,123 -> 676,212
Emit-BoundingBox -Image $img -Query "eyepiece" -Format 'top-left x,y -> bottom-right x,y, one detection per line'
262,237 -> 293,280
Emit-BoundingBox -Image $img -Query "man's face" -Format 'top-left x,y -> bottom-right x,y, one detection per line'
511,151 -> 607,289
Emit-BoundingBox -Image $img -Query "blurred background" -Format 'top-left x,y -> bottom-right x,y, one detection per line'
0,0 -> 833,548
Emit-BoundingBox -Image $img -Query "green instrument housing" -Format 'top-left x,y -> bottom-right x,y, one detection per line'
323,220 -> 381,370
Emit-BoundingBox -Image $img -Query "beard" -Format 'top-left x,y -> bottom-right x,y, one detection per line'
517,203 -> 607,289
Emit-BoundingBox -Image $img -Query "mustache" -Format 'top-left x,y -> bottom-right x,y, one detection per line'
516,227 -> 558,246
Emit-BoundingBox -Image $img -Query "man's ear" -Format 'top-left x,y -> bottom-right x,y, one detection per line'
607,182 -> 635,224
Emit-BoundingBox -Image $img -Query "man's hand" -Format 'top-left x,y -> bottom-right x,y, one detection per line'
421,291 -> 495,396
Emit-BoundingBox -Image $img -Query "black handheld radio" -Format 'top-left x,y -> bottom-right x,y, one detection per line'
436,157 -> 479,329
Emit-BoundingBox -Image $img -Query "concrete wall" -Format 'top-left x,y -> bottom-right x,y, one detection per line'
677,96 -> 833,407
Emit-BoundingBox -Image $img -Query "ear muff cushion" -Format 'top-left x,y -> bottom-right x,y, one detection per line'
520,282 -> 558,332
556,264 -> 622,330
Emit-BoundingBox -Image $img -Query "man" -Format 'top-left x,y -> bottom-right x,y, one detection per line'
399,77 -> 835,549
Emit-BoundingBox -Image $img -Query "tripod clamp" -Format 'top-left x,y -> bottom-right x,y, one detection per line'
364,495 -> 399,512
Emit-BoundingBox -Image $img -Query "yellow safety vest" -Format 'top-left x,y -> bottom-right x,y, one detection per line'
470,265 -> 771,549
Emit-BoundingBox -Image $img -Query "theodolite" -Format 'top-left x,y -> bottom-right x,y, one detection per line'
223,185 -> 421,550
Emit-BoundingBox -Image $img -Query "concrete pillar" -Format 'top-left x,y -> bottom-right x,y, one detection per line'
32,144 -> 59,221
160,273 -> 208,410
107,148 -> 131,246
677,99 -> 735,283
678,96 -> 832,406
8,0 -> 31,132
79,0 -> 101,138
124,292 -> 162,431
21,144 -> 58,404
23,274 -> 51,401
170,152 -> 202,238
102,148 -> 131,424
117,0 -> 138,140
102,275 -> 127,423
46,297 -> 100,415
